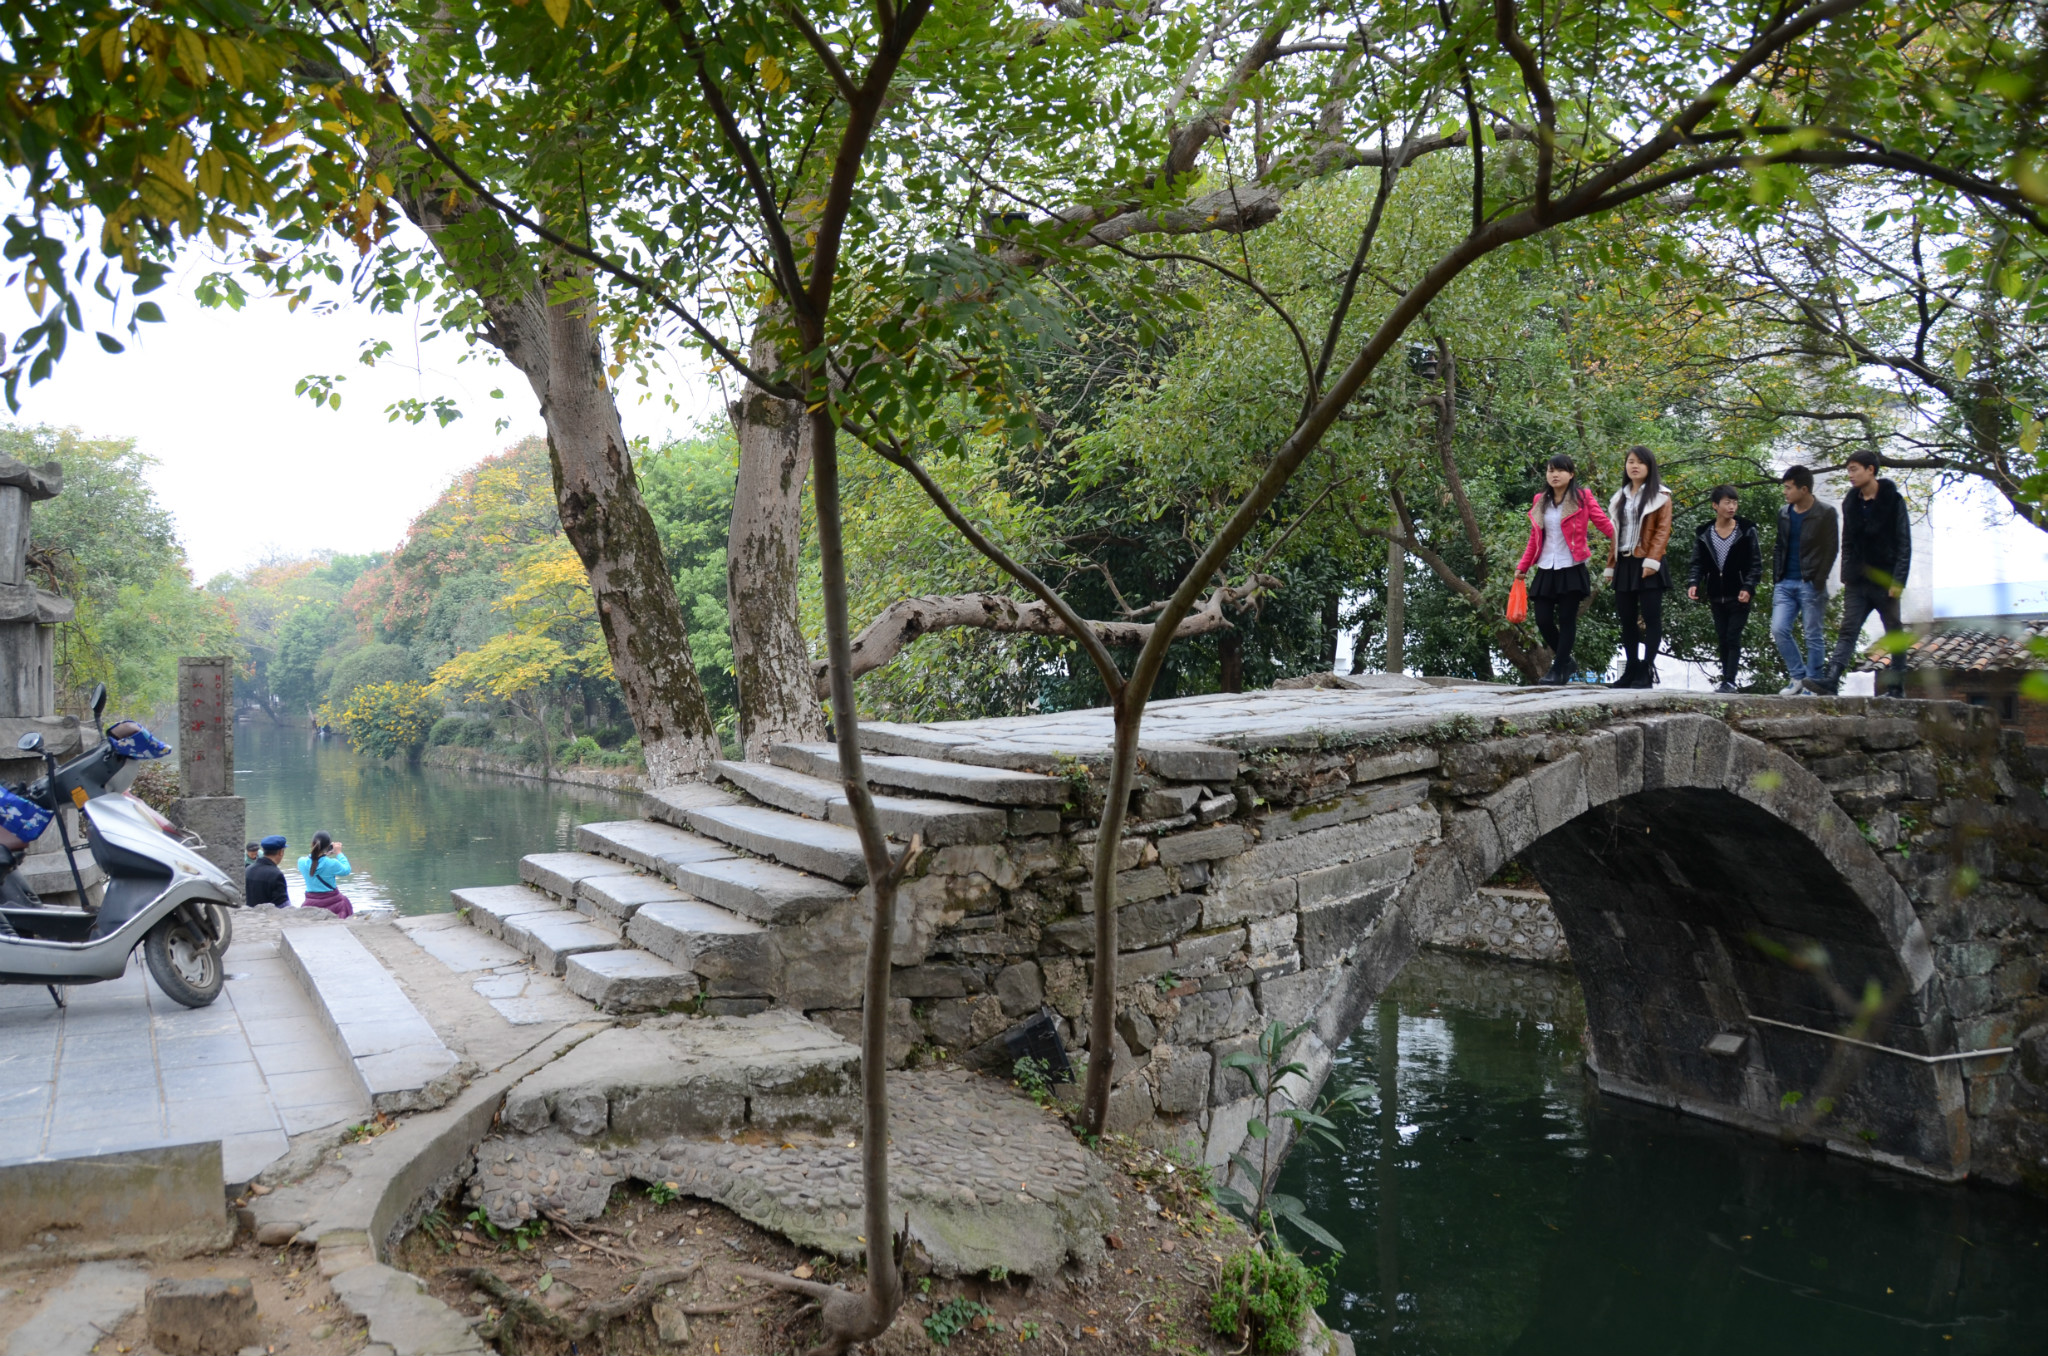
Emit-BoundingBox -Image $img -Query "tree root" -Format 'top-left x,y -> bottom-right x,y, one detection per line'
456,1261 -> 697,1348
734,1217 -> 912,1356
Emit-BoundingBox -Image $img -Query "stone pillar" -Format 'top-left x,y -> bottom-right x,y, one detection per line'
168,657 -> 245,884
0,454 -> 68,721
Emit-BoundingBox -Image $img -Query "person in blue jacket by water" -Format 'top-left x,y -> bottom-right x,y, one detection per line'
298,830 -> 354,919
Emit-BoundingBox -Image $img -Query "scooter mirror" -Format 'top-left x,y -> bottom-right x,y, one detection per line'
90,683 -> 108,721
16,732 -> 43,753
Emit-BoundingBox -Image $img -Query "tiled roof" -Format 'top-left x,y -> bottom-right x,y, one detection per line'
1858,619 -> 2048,673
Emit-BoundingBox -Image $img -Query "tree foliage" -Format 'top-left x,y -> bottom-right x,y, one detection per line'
6,424 -> 235,713
325,679 -> 437,760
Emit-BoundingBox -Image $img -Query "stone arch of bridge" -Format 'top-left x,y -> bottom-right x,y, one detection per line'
1301,713 -> 1968,1180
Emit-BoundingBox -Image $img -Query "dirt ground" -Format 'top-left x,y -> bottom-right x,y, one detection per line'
0,1237 -> 359,1356
393,1133 -> 1258,1356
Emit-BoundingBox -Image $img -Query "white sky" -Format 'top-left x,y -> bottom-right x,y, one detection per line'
4,258 -> 2045,596
1,255 -> 726,582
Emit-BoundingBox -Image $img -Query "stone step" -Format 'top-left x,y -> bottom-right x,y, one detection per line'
656,852 -> 853,927
683,802 -> 879,885
453,884 -> 567,940
711,760 -> 1006,846
624,897 -> 767,969
519,851 -> 639,900
278,924 -> 459,1114
641,780 -> 739,830
500,909 -> 624,977
563,949 -> 697,1013
574,819 -> 737,874
493,1011 -> 860,1144
574,872 -> 700,936
770,742 -> 1068,807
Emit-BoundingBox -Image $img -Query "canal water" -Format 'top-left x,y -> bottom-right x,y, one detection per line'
228,722 -> 2047,1348
1277,950 -> 2048,1355
231,718 -> 634,915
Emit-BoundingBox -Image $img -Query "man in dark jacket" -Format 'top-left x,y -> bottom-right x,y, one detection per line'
1818,449 -> 1912,696
245,834 -> 291,908
1688,485 -> 1763,693
1770,465 -> 1838,695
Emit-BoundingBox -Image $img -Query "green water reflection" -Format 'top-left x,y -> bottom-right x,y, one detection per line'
1277,951 -> 2048,1355
232,719 -> 634,915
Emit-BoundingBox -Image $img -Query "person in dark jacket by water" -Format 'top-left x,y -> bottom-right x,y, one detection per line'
1817,449 -> 1912,696
1688,486 -> 1763,693
245,835 -> 290,908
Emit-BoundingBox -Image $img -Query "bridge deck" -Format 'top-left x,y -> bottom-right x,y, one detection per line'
856,677 -> 1695,767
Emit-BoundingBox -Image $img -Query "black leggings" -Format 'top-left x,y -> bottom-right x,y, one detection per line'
1615,588 -> 1664,668
1531,593 -> 1582,668
1709,598 -> 1751,684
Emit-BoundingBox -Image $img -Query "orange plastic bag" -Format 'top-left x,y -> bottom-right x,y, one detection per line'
1506,577 -> 1529,625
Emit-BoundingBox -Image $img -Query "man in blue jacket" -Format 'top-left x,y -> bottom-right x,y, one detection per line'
1816,449 -> 1912,697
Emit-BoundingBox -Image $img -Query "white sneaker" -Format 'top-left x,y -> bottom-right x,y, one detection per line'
1778,679 -> 1806,696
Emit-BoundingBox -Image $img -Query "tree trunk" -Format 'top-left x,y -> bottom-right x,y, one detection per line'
1384,546 -> 1405,674
1218,629 -> 1243,693
727,327 -> 829,759
386,164 -> 723,787
539,293 -> 724,784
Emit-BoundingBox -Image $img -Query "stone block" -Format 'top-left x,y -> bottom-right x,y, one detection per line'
1299,883 -> 1398,968
1296,846 -> 1415,911
564,950 -> 697,1013
1156,823 -> 1252,866
1153,1046 -> 1210,1114
165,795 -> 246,882
146,1277 -> 260,1356
1173,926 -> 1248,975
1527,753 -> 1589,839
926,995 -> 1008,1053
1168,985 -> 1257,1045
0,1142 -> 229,1261
1138,741 -> 1238,782
1111,865 -> 1174,904
1351,745 -> 1440,784
897,963 -> 984,998
1010,808 -> 1062,836
1105,1076 -> 1157,1132
1139,784 -> 1204,819
1481,777 -> 1538,858
993,962 -> 1044,1016
809,999 -> 919,1068
1261,778 -> 1430,841
1439,735 -> 1545,797
521,850 -> 638,900
1117,1008 -> 1158,1052
1217,803 -> 1437,892
1247,912 -> 1296,958
1443,809 -> 1504,885
1256,966 -> 1332,1027
1202,876 -> 1297,929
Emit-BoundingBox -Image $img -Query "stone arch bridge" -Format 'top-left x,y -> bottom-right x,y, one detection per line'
465,677 -> 2048,1191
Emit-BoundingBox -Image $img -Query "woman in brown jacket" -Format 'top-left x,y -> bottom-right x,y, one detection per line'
1603,445 -> 1672,688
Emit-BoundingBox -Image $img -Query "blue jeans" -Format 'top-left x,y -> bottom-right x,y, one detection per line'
1770,579 -> 1827,681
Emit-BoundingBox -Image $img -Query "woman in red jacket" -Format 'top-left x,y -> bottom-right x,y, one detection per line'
1515,454 -> 1617,684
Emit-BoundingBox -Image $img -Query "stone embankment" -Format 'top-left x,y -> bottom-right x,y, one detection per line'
422,745 -> 648,793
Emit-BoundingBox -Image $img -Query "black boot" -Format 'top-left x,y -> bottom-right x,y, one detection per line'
1614,656 -> 1641,689
1554,652 -> 1577,684
1537,656 -> 1563,685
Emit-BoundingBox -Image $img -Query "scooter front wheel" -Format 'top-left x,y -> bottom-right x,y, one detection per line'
198,901 -> 232,954
143,912 -> 223,1008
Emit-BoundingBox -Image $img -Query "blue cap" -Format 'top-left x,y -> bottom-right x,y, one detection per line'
260,835 -> 288,852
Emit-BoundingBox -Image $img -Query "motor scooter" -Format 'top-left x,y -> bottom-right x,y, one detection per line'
0,686 -> 242,1009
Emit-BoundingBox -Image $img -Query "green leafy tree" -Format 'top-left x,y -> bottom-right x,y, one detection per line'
6,424 -> 236,711
326,680 -> 438,761
326,643 -> 422,705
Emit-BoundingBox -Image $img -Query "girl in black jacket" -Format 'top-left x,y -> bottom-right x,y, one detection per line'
1687,485 -> 1763,693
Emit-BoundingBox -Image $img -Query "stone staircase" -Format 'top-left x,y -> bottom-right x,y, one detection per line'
448,743 -> 1067,1016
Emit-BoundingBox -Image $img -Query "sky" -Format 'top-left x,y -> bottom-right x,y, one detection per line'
0,255 -> 727,582
4,255 -> 2046,600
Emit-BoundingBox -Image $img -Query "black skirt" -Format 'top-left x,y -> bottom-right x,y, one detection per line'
1612,555 -> 1668,592
1529,564 -> 1590,600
